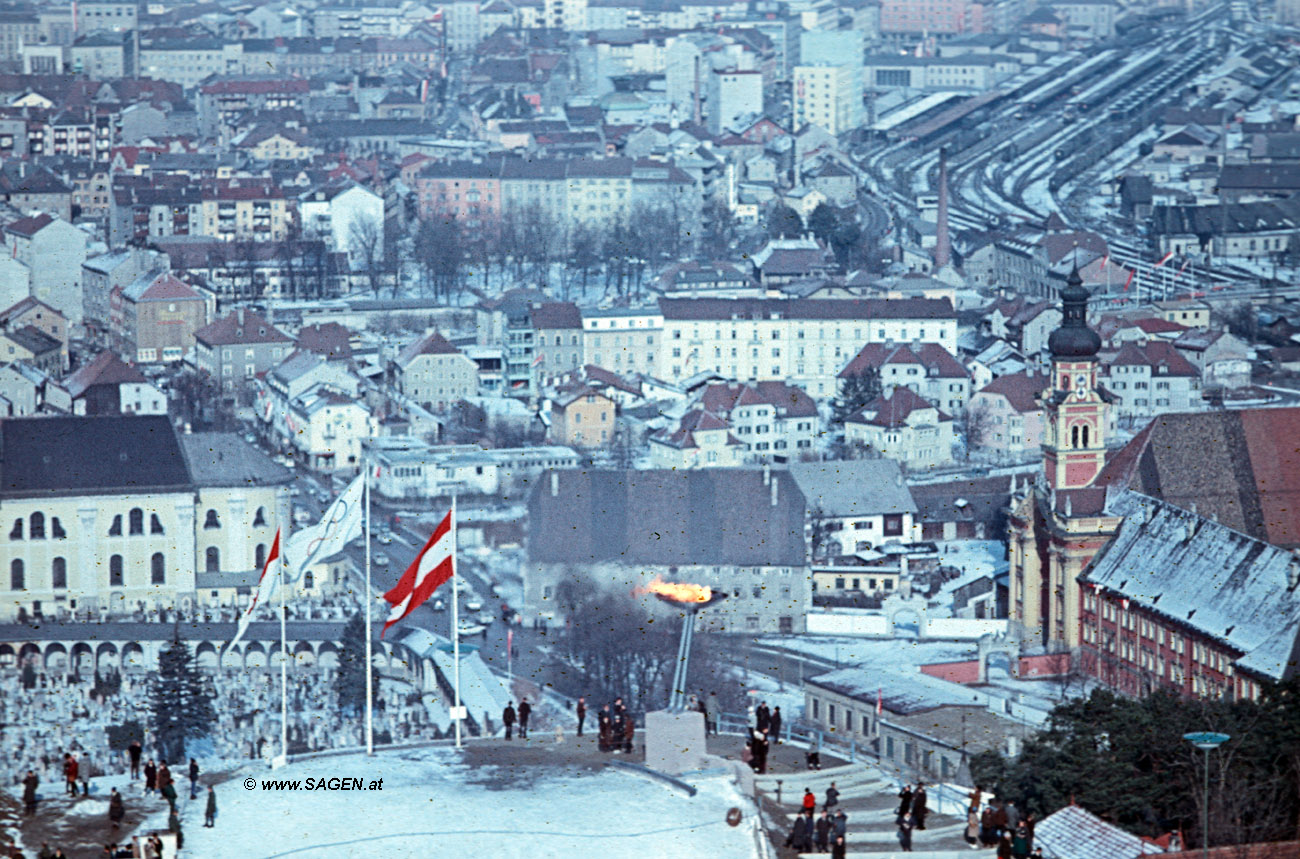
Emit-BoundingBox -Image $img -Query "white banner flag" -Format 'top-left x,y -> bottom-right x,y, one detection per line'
284,474 -> 364,583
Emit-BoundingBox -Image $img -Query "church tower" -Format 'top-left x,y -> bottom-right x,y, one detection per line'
1007,268 -> 1120,650
1041,266 -> 1107,489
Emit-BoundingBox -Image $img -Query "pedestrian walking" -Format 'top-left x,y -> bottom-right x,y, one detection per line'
157,762 -> 177,812
23,769 -> 38,815
64,754 -> 78,796
980,806 -> 996,846
831,834 -> 847,859
188,758 -> 200,800
1005,799 -> 1021,830
898,811 -> 915,852
806,748 -> 821,771
128,742 -> 142,780
913,783 -> 929,830
814,811 -> 832,853
204,786 -> 217,828
576,697 -> 586,737
706,691 -> 720,735
992,799 -> 1009,839
770,706 -> 783,744
517,698 -> 531,739
502,702 -> 516,740
802,787 -> 817,816
143,760 -> 157,795
108,789 -> 124,830
756,702 -> 771,733
1012,821 -> 1031,859
897,783 -> 913,822
966,804 -> 981,848
784,814 -> 809,851
824,781 -> 840,811
754,729 -> 769,774
996,831 -> 1013,859
597,705 -> 611,752
833,809 -> 848,840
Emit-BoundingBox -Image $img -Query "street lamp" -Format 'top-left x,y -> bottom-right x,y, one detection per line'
1183,731 -> 1230,859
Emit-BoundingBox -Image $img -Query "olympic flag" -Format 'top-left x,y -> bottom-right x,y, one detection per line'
285,474 -> 365,583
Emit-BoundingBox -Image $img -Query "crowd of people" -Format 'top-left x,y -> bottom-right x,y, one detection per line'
595,697 -> 635,753
741,700 -> 782,774
967,791 -> 1039,858
784,784 -> 849,856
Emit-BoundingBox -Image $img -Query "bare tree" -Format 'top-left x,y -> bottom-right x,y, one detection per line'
961,401 -> 993,458
348,214 -> 387,298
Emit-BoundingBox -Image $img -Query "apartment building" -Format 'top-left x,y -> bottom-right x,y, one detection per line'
658,297 -> 957,397
793,63 -> 863,135
582,306 -> 662,378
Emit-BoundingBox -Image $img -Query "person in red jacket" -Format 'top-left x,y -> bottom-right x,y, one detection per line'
802,788 -> 817,815
64,755 -> 78,796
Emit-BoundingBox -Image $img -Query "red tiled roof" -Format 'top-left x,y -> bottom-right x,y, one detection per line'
3,214 -> 54,237
194,309 -> 292,346
976,371 -> 1047,414
1106,340 -> 1198,376
848,387 -> 948,428
530,301 -> 582,329
65,351 -> 148,398
296,322 -> 352,359
200,79 -> 310,95
396,330 -> 461,366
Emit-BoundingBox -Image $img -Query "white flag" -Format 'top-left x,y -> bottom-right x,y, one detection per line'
284,474 -> 364,583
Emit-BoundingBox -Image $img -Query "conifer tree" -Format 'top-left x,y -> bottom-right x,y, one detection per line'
149,632 -> 216,762
334,612 -> 376,717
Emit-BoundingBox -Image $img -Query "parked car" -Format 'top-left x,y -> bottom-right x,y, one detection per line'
374,552 -> 390,566
477,611 -> 494,626
465,597 -> 483,612
456,621 -> 486,637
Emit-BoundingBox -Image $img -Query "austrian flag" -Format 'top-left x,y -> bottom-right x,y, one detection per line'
382,509 -> 454,637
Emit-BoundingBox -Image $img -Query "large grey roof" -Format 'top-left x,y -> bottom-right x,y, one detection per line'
787,460 -> 917,518
527,468 -> 807,567
179,432 -> 294,489
1085,491 -> 1300,682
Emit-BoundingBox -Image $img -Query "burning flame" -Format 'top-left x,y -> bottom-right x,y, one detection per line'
635,576 -> 713,603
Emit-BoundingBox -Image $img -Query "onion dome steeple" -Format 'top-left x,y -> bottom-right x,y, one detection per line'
1047,266 -> 1101,359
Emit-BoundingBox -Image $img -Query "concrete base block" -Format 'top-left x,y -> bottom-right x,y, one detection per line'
645,710 -> 708,775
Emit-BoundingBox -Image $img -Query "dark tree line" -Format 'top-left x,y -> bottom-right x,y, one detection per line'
969,683 -> 1300,850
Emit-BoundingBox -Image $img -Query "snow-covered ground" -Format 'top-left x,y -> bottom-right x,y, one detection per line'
756,636 -> 978,671
167,747 -> 759,858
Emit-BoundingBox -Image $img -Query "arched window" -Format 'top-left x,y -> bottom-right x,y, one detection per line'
304,571 -> 314,590
150,514 -> 164,535
10,559 -> 23,590
204,510 -> 221,530
109,555 -> 124,587
108,515 -> 122,536
205,547 -> 220,573
129,508 -> 144,536
51,517 -> 66,539
255,544 -> 267,569
253,507 -> 267,527
1081,425 -> 1090,448
151,553 -> 165,585
52,557 -> 67,590
29,512 -> 44,539
9,519 -> 21,540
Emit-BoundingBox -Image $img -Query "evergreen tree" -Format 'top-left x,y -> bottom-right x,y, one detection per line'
334,612 -> 376,717
833,367 -> 882,424
766,203 -> 804,239
148,633 -> 216,762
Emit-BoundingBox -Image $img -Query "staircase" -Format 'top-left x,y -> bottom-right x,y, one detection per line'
755,764 -> 996,859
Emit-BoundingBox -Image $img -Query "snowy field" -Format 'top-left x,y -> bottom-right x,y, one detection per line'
172,747 -> 759,859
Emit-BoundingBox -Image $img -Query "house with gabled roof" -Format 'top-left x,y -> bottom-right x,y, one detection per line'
3,212 -> 87,327
1101,340 -> 1199,422
844,387 -> 955,470
0,296 -> 66,371
648,408 -> 745,469
697,380 -> 820,462
64,350 -> 166,416
193,307 -> 291,391
548,386 -> 616,449
968,370 -> 1049,458
391,330 -> 479,412
112,271 -> 211,365
839,341 -> 971,415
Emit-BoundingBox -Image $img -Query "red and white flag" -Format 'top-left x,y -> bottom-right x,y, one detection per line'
382,509 -> 454,637
230,529 -> 281,647
876,688 -> 883,716
1123,269 -> 1135,291
1154,250 -> 1175,267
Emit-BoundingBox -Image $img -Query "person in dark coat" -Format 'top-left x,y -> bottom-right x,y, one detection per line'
576,697 -> 586,737
204,786 -> 217,828
755,702 -> 771,733
769,706 -> 783,743
980,806 -> 996,846
831,834 -> 847,859
502,703 -> 516,740
517,698 -> 531,739
143,760 -> 157,795
992,799 -> 1009,838
784,814 -> 808,850
108,789 -> 124,829
753,729 -> 769,774
814,811 -> 832,853
1011,821 -> 1031,859
913,784 -> 928,830
824,782 -> 840,811
806,748 -> 821,770
188,759 -> 200,800
128,742 -> 142,779
996,831 -> 1013,859
622,712 -> 634,753
23,770 -> 39,814
897,784 -> 913,822
157,762 -> 177,812
898,812 -> 915,852
597,705 -> 611,752
833,809 -> 848,840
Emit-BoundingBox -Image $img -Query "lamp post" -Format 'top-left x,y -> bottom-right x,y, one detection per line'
1183,731 -> 1229,859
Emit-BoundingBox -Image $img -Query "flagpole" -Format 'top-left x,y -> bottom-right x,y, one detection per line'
452,491 -> 462,749
279,528 -> 288,762
365,452 -> 374,756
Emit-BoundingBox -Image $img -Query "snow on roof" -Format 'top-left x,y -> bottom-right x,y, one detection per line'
1033,804 -> 1164,859
788,460 -> 917,517
807,664 -> 987,715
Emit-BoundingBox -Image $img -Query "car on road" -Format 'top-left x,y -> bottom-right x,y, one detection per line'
456,621 -> 486,637
465,597 -> 483,612
477,611 -> 493,626
374,552 -> 390,566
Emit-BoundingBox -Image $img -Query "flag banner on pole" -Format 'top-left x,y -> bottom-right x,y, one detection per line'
876,688 -> 883,715
230,528 -> 281,647
1154,250 -> 1174,267
285,474 -> 364,583
1123,269 -> 1135,291
383,509 -> 454,637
